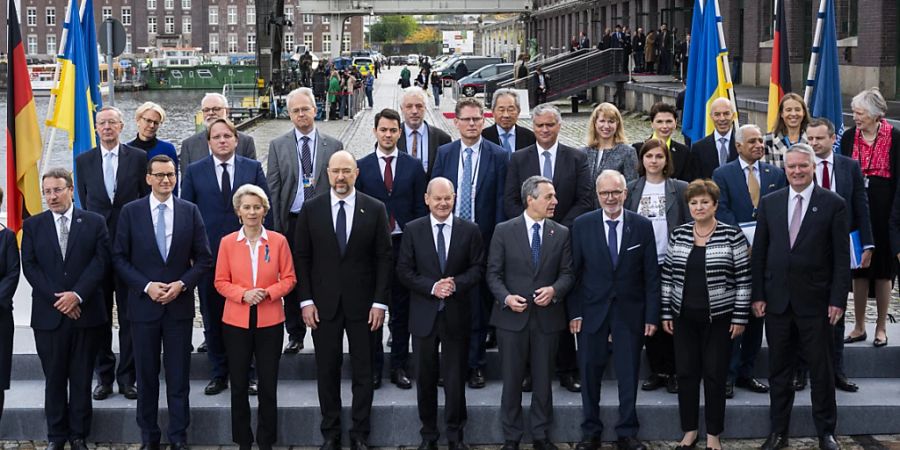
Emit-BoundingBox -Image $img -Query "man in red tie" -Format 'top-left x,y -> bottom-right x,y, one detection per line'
355,108 -> 428,389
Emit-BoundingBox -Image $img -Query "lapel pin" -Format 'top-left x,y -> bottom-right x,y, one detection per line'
549,229 -> 554,236
812,207 -> 818,212
360,209 -> 365,214
76,218 -> 83,223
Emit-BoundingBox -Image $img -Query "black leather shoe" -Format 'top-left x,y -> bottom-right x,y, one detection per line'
372,373 -> 382,390
725,381 -> 734,399
119,384 -> 138,400
93,384 -> 113,400
448,442 -> 470,450
391,368 -> 413,389
485,330 -> 498,349
759,433 -> 788,450
417,440 -> 438,450
818,434 -> 840,450
616,436 -> 647,450
522,375 -> 533,392
468,368 -> 485,389
387,333 -> 393,347
70,439 -> 88,450
197,340 -> 208,353
835,376 -> 858,393
533,438 -> 558,450
500,440 -> 520,450
575,438 -> 602,450
170,443 -> 190,450
666,375 -> 679,394
319,438 -> 341,450
843,332 -> 866,343
46,443 -> 65,450
138,444 -> 160,450
437,376 -> 444,387
560,373 -> 581,392
204,378 -> 228,395
248,379 -> 258,395
350,437 -> 369,450
641,373 -> 667,391
735,377 -> 769,393
792,373 -> 807,391
283,339 -> 303,354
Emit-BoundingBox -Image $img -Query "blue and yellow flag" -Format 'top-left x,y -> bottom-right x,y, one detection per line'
81,0 -> 103,116
682,0 -> 732,143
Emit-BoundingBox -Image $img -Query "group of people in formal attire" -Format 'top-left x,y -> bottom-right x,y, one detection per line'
1,82 -> 899,450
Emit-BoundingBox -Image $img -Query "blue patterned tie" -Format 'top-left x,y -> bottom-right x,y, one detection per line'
156,204 -> 168,261
501,132 -> 513,153
459,148 -> 473,220
531,222 -> 541,267
607,220 -> 618,268
436,223 -> 447,311
542,150 -> 553,179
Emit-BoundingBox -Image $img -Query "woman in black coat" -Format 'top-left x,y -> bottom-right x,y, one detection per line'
0,186 -> 21,423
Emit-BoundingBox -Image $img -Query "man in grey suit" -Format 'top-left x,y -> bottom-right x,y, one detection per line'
179,93 -> 257,168
268,86 -> 344,354
486,175 -> 575,450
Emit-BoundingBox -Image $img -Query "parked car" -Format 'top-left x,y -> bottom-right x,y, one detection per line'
352,57 -> 374,73
406,54 -> 420,65
435,56 -> 505,83
457,63 -> 514,97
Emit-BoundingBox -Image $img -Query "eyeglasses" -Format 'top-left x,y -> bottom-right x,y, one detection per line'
201,106 -> 225,114
457,117 -> 484,124
42,187 -> 69,196
328,168 -> 354,175
149,172 -> 177,180
96,120 -> 121,127
140,116 -> 161,126
597,190 -> 624,198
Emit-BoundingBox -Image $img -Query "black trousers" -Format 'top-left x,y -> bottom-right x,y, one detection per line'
34,322 -> 102,443
387,235 -> 411,371
673,309 -> 732,435
413,312 -> 469,443
794,315 -> 846,379
95,271 -> 135,387
284,213 -> 307,344
223,319 -> 283,446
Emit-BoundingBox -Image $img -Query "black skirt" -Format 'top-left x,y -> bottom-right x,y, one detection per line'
852,176 -> 898,280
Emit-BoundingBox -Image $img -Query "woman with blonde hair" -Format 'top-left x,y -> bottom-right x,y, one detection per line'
581,102 -> 639,208
129,101 -> 180,193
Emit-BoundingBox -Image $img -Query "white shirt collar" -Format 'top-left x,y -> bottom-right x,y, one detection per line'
52,204 -> 74,223
523,212 -> 545,231
100,143 -> 120,156
237,226 -> 269,242
430,214 -> 453,228
149,194 -> 175,212
460,138 -> 482,153
815,152 -> 835,165
294,128 -> 316,142
330,189 -> 357,207
790,182 -> 815,201
602,209 -> 623,223
406,122 -> 427,138
536,140 -> 559,154
497,124 -> 515,136
714,128 -> 732,142
376,147 -> 399,159
739,157 -> 760,172
213,152 -> 236,167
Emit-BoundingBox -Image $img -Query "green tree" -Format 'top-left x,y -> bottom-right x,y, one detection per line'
370,16 -> 418,42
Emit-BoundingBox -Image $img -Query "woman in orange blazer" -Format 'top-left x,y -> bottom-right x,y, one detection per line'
215,184 -> 296,450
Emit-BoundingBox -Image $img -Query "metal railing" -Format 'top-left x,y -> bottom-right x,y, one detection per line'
483,48 -> 593,108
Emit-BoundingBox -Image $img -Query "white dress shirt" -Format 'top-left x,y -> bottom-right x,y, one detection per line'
237,227 -> 269,286
788,182 -> 815,229
535,140 -> 559,178
144,194 -> 175,294
291,128 -> 318,213
405,123 -> 430,171
429,214 -> 453,295
523,213 -> 545,248
213,153 -> 236,190
739,157 -> 762,187
454,139 -> 482,221
52,205 -> 83,303
602,210 -> 624,254
375,148 -> 402,234
815,152 -> 837,192
100,143 -> 120,177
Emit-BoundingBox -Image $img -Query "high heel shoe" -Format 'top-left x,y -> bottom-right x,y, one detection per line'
675,437 -> 699,450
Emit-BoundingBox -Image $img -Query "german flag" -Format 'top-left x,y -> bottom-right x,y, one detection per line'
766,0 -> 792,132
6,0 -> 44,237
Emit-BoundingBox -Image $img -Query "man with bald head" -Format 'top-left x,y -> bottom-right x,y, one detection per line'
397,87 -> 452,178
397,177 -> 485,450
692,97 -> 739,179
294,150 -> 392,450
180,93 -> 257,169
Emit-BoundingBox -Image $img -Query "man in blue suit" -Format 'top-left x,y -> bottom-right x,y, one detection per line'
711,124 -> 786,398
114,155 -> 212,450
356,108 -> 428,389
181,118 -> 270,396
75,106 -> 149,401
22,168 -> 111,450
568,170 -> 660,450
432,97 -> 507,388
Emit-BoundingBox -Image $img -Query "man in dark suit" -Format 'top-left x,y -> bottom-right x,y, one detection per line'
433,98 -> 508,388
711,124 -> 786,398
397,177 -> 485,450
568,170 -> 660,450
179,93 -> 257,168
397,87 -> 452,178
503,103 -> 591,392
181,118 -> 270,395
296,150 -> 392,450
268,87 -> 344,354
751,144 -> 849,450
356,108 -> 428,389
487,176 -> 575,450
579,31 -> 590,50
74,106 -> 149,401
113,155 -> 213,450
482,89 -> 537,155
794,118 -> 873,393
22,168 -> 110,450
632,102 -> 696,182
691,98 -> 739,179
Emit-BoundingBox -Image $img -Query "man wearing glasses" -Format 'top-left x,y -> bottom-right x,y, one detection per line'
180,93 -> 257,169
74,106 -> 150,402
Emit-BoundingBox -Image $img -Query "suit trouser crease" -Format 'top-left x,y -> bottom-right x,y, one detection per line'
95,273 -> 135,386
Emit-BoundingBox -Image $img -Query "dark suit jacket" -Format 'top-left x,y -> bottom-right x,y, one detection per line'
432,139 -> 508,241
356,151 -> 428,231
397,215 -> 485,338
179,129 -> 257,168
22,208 -> 110,330
486,216 -> 574,333
504,143 -> 593,227
568,210 -> 660,333
712,159 -> 787,225
113,196 -> 213,322
624,177 -> 690,235
751,186 -> 850,316
180,154 -> 271,255
481,124 -> 537,153
830,154 -> 874,247
0,228 -> 19,312
294,191 -> 393,322
75,143 -> 150,236
397,122 -> 452,178
692,130 -> 739,179
633,139 -> 697,182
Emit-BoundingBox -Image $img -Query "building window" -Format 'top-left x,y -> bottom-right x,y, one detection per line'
284,33 -> 294,52
101,7 -> 112,19
122,7 -> 132,25
247,33 -> 256,52
125,33 -> 132,53
165,16 -> 175,34
209,8 -> 218,25
303,14 -> 313,24
227,34 -> 238,53
182,0 -> 191,8
227,6 -> 237,25
27,35 -> 38,54
760,1 -> 773,39
148,0 -> 156,10
164,0 -> 173,10
321,15 -> 329,24
46,7 -> 56,26
182,16 -> 191,33
209,33 -> 219,53
246,5 -> 255,25
342,33 -> 350,52
46,34 -> 57,55
26,8 -> 36,26
284,6 -> 294,24
148,16 -> 157,33
836,0 -> 858,38
322,33 -> 331,53
303,33 -> 313,52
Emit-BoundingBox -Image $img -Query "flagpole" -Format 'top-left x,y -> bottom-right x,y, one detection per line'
713,0 -> 740,127
803,0 -> 827,104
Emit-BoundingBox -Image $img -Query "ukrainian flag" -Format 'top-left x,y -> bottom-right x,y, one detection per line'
81,0 -> 103,115
682,0 -> 732,143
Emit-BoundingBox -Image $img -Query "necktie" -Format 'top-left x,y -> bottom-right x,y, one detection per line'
501,132 -> 513,153
336,200 -> 347,255
821,161 -> 831,190
104,152 -> 116,202
58,216 -> 69,260
382,156 -> 395,229
718,137 -> 729,166
607,220 -> 619,268
221,162 -> 232,206
156,204 -> 167,260
542,150 -> 553,179
300,136 -> 314,199
530,223 -> 541,267
459,148 -> 473,220
436,223 -> 447,311
747,166 -> 760,208
789,195 -> 803,248
411,130 -> 419,159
